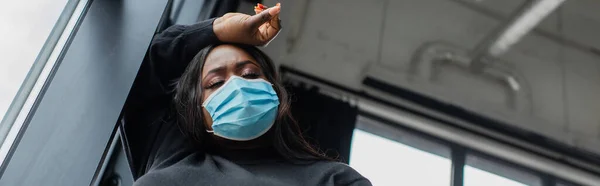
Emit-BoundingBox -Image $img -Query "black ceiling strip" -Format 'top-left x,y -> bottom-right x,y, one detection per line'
279,65 -> 600,177
357,110 -> 453,150
280,66 -> 359,95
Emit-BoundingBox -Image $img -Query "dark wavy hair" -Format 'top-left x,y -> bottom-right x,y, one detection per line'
173,43 -> 330,162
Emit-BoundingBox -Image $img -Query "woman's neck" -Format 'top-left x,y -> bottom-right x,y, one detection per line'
207,132 -> 282,163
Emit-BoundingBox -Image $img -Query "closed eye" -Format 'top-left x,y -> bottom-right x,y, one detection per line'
205,80 -> 224,89
241,72 -> 260,79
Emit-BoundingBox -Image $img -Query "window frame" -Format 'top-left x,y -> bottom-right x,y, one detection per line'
95,0 -> 227,183
354,115 -> 452,160
351,115 -> 454,185
281,65 -> 600,186
0,0 -> 171,185
354,112 -> 581,186
464,152 -> 544,186
0,0 -> 80,152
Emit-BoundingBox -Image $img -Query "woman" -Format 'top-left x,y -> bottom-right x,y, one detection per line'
123,3 -> 371,186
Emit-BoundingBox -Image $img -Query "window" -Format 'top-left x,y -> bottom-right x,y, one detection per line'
350,116 -> 452,186
347,115 -> 565,186
464,154 -> 542,186
0,0 -> 70,145
0,0 -> 69,120
464,166 -> 529,186
0,0 -> 170,185
284,60 -> 596,186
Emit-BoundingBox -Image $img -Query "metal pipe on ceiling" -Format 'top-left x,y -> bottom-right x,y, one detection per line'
471,0 -> 566,68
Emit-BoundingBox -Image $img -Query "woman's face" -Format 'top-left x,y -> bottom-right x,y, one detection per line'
200,44 -> 268,129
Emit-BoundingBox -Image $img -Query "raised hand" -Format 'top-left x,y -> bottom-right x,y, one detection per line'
213,3 -> 281,46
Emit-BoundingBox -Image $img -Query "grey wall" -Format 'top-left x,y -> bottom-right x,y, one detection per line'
260,0 -> 600,155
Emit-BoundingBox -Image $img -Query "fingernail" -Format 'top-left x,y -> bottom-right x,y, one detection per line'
269,6 -> 280,15
276,3 -> 281,7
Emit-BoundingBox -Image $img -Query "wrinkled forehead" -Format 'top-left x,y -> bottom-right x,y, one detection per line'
202,45 -> 259,75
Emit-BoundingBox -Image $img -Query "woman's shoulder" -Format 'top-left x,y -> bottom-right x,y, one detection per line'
308,161 -> 372,186
310,160 -> 352,168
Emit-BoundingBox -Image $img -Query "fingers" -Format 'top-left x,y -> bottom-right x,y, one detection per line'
254,7 -> 264,14
264,18 -> 280,38
270,12 -> 281,30
254,3 -> 266,14
255,3 -> 280,29
246,5 -> 280,30
269,3 -> 281,30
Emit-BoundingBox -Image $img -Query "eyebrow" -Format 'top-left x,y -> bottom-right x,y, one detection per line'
204,66 -> 225,79
203,60 -> 257,79
234,60 -> 256,70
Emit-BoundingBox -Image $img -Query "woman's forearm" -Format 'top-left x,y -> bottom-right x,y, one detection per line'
148,18 -> 220,87
146,5 -> 281,88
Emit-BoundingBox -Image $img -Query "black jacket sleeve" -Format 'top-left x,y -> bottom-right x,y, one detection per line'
148,18 -> 220,89
126,18 -> 220,109
122,18 -> 220,179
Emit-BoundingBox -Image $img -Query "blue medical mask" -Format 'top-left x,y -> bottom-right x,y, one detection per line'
202,76 -> 279,141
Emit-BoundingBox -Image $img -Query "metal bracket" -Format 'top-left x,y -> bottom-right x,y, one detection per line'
409,41 -> 530,111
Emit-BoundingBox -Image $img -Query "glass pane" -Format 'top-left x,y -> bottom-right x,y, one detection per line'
0,1 -> 69,133
350,129 -> 451,186
465,154 -> 542,186
465,166 -> 529,186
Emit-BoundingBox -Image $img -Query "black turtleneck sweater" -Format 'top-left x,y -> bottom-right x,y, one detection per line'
121,18 -> 371,186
